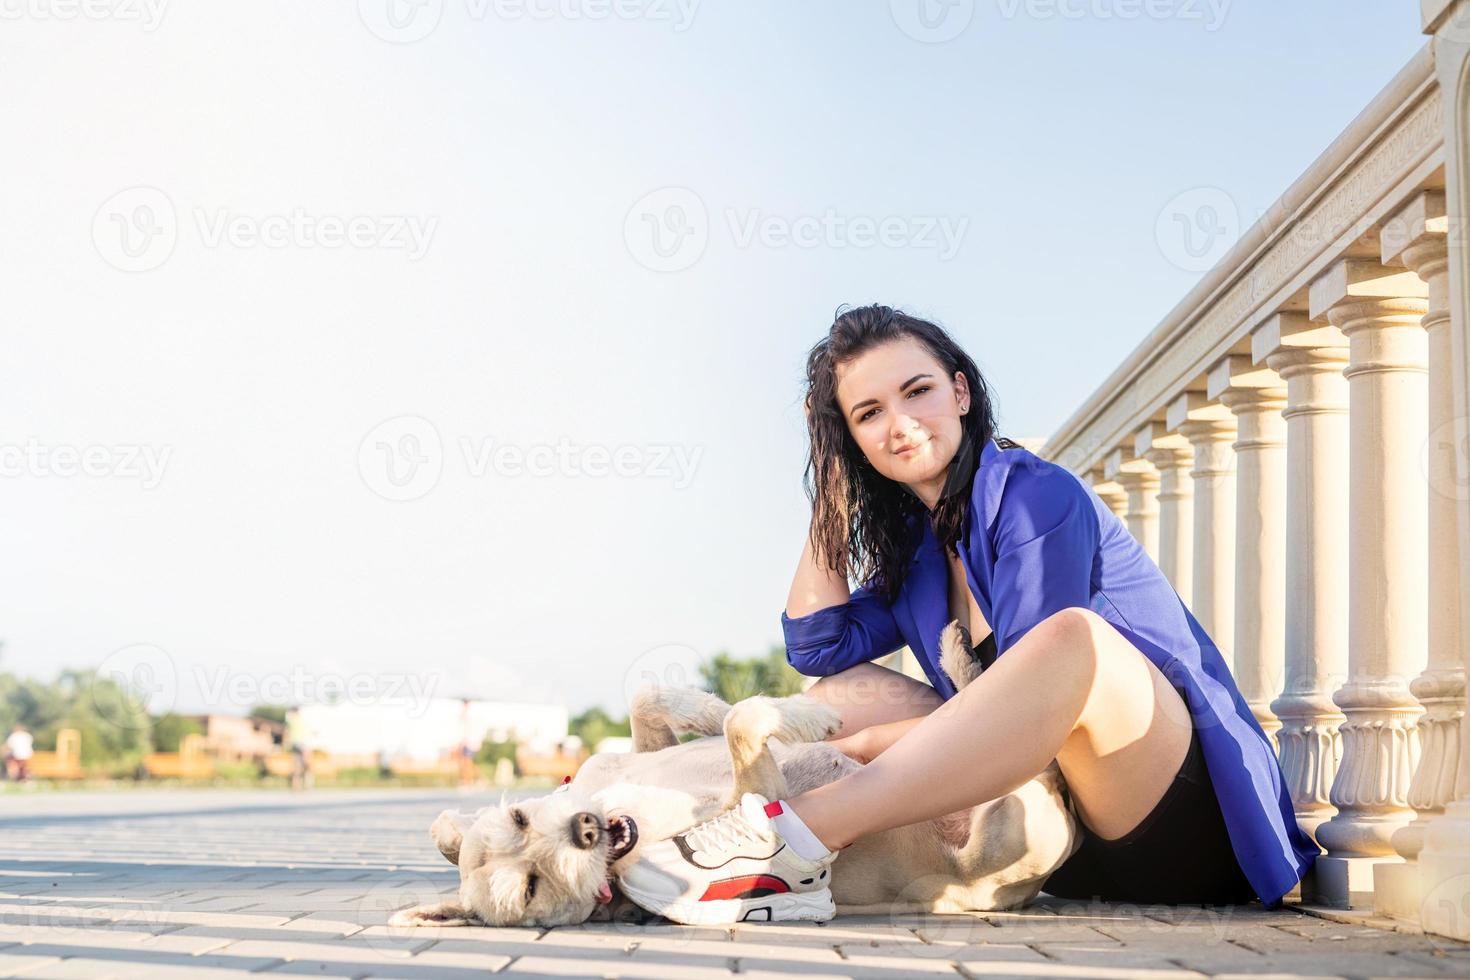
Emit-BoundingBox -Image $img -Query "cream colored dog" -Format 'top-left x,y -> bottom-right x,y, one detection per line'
391,620 -> 1081,927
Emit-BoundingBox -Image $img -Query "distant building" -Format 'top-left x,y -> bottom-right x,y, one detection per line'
200,714 -> 284,762
290,698 -> 568,763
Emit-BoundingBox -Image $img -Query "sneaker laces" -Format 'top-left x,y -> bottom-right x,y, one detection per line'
682,800 -> 771,855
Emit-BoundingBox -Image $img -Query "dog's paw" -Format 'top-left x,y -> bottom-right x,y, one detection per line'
389,901 -> 481,928
724,694 -> 840,744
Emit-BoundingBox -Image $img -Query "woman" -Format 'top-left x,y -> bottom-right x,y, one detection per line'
619,305 -> 1318,924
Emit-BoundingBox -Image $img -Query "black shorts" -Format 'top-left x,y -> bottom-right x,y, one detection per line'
1042,690 -> 1257,906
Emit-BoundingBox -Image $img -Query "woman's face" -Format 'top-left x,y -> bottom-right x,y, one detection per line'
833,335 -> 970,507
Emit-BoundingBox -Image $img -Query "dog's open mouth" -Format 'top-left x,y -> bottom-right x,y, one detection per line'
606,815 -> 638,861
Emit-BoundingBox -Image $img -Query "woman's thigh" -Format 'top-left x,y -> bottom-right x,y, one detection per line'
804,660 -> 942,737
1056,610 -> 1195,841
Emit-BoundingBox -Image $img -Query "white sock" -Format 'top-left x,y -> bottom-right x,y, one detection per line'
763,799 -> 834,861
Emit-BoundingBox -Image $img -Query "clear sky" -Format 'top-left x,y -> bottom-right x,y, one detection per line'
0,1 -> 1428,718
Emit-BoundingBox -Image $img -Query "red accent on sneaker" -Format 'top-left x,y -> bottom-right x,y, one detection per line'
698,874 -> 791,901
763,800 -> 784,818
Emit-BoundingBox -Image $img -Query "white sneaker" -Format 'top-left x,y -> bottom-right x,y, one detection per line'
616,793 -> 837,924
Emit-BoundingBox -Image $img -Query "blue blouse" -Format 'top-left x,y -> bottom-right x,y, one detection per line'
779,436 -> 1317,907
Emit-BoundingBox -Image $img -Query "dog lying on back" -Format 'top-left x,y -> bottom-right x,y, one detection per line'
391,620 -> 1081,927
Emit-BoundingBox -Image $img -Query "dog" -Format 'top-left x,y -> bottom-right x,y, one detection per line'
390,619 -> 1081,927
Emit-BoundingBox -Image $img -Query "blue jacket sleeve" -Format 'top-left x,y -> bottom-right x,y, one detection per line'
988,463 -> 1100,655
779,578 -> 904,676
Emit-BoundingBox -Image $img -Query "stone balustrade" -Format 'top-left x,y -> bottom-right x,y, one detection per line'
1039,1 -> 1470,937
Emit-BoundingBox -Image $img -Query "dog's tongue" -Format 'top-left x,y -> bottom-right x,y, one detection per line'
596,881 -> 613,905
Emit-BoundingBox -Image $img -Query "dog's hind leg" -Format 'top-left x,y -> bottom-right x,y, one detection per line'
629,686 -> 732,752
724,695 -> 841,806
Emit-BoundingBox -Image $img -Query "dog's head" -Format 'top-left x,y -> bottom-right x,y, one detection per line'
391,788 -> 639,928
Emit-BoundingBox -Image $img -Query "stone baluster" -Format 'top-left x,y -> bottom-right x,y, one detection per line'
1088,465 -> 1128,520
1418,4 -> 1470,939
1169,392 -> 1238,671
1209,354 -> 1289,747
1104,447 -> 1160,561
1136,422 -> 1195,606
1309,257 -> 1430,908
1374,192 -> 1466,919
1255,311 -> 1350,845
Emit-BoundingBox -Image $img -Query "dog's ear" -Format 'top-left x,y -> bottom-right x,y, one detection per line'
430,810 -> 472,865
389,901 -> 482,927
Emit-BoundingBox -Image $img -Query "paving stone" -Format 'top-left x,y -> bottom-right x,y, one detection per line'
1,790 -> 1466,980
505,953 -> 735,978
0,953 -> 63,978
1170,949 -> 1462,976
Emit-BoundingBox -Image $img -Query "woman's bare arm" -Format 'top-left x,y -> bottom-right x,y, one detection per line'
785,525 -> 852,618
831,715 -> 925,764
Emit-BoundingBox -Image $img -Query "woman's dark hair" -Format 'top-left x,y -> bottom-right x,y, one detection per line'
802,304 -> 1017,602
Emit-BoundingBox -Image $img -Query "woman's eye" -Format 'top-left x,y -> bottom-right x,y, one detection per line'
859,408 -> 878,422
525,874 -> 538,900
908,385 -> 931,397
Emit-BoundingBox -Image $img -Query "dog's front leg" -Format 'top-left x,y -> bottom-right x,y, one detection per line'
723,695 -> 840,807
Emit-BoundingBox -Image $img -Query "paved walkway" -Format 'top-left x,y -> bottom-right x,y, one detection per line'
0,789 -> 1466,979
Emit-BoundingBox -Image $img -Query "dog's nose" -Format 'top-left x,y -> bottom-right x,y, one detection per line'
570,812 -> 601,850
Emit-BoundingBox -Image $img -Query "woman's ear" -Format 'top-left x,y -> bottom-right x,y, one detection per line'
953,370 -> 970,415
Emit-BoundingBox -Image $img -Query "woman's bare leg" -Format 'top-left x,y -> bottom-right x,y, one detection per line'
803,661 -> 942,738
790,606 -> 1194,848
